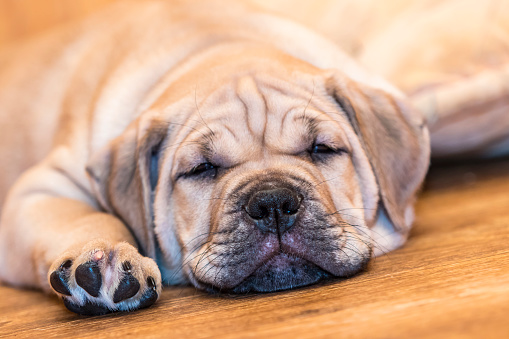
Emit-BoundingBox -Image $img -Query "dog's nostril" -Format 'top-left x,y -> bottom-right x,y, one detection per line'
250,206 -> 269,220
282,202 -> 298,215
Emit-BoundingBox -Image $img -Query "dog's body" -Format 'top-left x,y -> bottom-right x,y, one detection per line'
0,0 -> 429,315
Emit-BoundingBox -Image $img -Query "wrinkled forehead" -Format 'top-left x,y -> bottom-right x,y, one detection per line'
170,73 -> 353,165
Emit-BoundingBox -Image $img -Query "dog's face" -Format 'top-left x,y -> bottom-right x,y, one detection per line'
88,56 -> 429,293
161,74 -> 378,292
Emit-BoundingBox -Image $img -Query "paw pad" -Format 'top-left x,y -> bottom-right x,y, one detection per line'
138,276 -> 158,309
63,298 -> 110,316
75,261 -> 102,297
48,242 -> 161,315
113,261 -> 140,303
49,260 -> 72,296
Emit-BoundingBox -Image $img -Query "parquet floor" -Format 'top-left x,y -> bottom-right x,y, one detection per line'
1,159 -> 509,338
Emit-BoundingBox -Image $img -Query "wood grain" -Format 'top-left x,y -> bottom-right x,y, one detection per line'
1,159 -> 509,338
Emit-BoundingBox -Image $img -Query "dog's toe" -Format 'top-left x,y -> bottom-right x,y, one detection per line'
113,263 -> 140,303
138,276 -> 158,309
75,261 -> 102,297
49,260 -> 72,296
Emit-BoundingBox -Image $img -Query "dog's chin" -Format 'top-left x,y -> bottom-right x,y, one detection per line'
230,253 -> 330,293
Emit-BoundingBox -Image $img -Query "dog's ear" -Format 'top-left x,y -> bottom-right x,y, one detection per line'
325,71 -> 430,238
86,113 -> 168,258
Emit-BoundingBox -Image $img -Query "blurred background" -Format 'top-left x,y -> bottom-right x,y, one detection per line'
1,0 -> 508,158
0,0 -> 119,47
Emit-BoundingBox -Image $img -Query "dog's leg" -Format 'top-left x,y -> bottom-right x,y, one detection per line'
0,159 -> 162,315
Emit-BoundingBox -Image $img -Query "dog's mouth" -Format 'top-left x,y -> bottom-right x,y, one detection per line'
188,177 -> 372,294
191,229 -> 371,294
230,252 -> 330,293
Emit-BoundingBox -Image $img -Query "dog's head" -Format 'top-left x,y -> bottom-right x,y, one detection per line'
87,54 -> 429,292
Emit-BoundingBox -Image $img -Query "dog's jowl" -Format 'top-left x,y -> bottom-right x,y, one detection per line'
0,0 -> 430,315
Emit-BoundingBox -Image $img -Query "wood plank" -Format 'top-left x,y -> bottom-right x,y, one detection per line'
1,159 -> 509,338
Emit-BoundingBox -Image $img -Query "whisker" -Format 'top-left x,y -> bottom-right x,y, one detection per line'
194,85 -> 215,137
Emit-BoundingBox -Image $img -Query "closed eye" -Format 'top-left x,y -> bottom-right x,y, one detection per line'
185,162 -> 218,178
311,144 -> 335,154
309,143 -> 347,161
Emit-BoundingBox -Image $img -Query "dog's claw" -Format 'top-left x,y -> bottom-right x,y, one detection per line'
61,260 -> 73,269
113,273 -> 140,303
147,276 -> 156,289
75,261 -> 102,297
122,261 -> 132,272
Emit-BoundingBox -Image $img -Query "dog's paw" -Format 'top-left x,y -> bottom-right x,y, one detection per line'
48,239 -> 162,315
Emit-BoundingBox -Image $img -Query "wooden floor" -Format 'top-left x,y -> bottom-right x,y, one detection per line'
1,159 -> 508,338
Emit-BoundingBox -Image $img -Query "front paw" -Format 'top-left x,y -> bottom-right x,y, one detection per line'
48,239 -> 161,315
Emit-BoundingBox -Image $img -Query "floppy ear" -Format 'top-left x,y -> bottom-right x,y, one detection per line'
325,71 -> 430,239
86,113 -> 168,259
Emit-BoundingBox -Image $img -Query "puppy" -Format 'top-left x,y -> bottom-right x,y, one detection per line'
0,0 -> 430,315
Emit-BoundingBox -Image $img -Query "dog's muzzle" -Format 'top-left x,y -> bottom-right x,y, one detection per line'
230,185 -> 329,293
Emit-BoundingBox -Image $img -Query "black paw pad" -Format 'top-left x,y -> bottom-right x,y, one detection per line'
138,276 -> 158,309
63,298 -> 110,316
113,272 -> 140,303
75,261 -> 102,297
49,260 -> 72,296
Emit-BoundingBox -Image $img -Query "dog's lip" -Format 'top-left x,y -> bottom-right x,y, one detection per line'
192,220 -> 369,291
193,230 -> 340,291
230,252 -> 330,293
199,249 -> 331,293
235,234 -> 338,284
242,249 -> 318,278
201,241 -> 336,292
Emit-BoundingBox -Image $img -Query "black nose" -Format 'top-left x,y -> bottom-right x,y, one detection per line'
245,188 -> 302,235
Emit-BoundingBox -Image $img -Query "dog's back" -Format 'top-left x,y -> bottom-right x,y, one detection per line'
0,0 -> 393,209
0,1 -> 181,206
0,35 -> 69,207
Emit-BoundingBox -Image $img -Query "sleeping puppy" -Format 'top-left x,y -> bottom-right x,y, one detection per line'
0,0 -> 429,315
